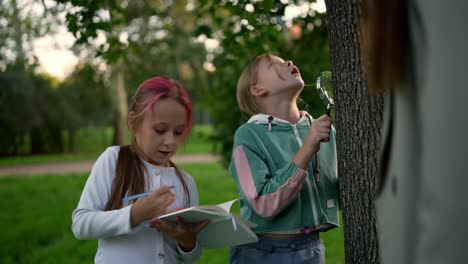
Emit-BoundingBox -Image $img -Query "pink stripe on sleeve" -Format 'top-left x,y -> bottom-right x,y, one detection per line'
233,145 -> 307,218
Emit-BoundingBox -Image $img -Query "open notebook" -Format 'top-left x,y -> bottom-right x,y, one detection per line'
157,199 -> 258,249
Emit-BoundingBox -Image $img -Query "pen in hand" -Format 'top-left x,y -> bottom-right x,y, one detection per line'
122,185 -> 175,203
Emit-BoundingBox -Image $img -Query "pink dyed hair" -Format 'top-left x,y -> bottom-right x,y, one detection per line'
130,76 -> 193,137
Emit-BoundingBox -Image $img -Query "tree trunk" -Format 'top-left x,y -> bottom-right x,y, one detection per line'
324,0 -> 383,263
11,0 -> 25,66
109,58 -> 129,146
67,128 -> 76,153
49,125 -> 63,153
30,127 -> 43,155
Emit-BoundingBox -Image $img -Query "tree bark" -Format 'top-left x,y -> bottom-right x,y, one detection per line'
67,128 -> 76,153
30,127 -> 43,154
324,0 -> 383,263
11,0 -> 25,66
110,59 -> 129,146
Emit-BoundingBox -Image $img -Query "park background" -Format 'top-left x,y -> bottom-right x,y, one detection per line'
0,0 -> 345,263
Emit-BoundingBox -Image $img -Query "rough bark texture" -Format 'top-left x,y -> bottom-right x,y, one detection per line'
324,0 -> 383,263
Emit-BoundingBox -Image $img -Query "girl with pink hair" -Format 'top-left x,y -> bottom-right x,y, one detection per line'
72,76 -> 208,264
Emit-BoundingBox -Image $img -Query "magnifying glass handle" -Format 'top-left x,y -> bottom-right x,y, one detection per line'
326,103 -> 332,116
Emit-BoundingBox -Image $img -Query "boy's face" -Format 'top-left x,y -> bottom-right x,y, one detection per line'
255,55 -> 304,96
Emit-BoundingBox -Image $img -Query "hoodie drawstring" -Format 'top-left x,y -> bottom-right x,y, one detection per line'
266,114 -> 320,182
305,114 -> 320,183
268,116 -> 273,132
314,156 -> 320,183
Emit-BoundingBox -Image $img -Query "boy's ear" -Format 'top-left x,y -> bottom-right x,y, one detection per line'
250,85 -> 267,97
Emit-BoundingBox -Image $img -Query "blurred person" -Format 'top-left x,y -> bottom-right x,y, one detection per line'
72,76 -> 209,264
361,0 -> 468,263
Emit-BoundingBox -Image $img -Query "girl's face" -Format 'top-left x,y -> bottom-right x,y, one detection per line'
133,98 -> 188,166
255,55 -> 304,96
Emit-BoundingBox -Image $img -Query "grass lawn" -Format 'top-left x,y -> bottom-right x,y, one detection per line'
0,125 -> 218,167
0,163 -> 344,263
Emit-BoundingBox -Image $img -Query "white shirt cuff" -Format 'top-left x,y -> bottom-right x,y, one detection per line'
177,240 -> 201,255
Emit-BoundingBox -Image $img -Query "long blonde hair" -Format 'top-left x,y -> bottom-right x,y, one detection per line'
236,53 -> 278,116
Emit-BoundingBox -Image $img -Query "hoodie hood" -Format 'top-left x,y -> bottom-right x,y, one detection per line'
247,111 -> 313,125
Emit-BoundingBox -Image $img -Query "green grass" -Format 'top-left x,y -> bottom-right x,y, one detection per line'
0,163 -> 344,263
0,125 -> 217,167
0,152 -> 102,167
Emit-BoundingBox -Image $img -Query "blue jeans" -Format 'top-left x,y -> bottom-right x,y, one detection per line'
229,233 -> 325,264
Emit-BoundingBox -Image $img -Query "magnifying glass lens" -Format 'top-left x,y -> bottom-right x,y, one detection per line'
317,71 -> 335,115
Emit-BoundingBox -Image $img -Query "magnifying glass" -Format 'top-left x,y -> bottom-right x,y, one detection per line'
316,71 -> 335,116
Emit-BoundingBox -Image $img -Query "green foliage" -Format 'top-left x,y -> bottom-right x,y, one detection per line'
7,0 -> 332,165
0,125 -> 217,166
0,0 -> 113,156
59,63 -> 112,152
54,1 -> 214,150
0,0 -> 61,69
61,63 -> 111,130
0,163 -> 344,263
54,0 -> 209,99
195,1 -> 332,165
0,62 -> 111,156
0,65 -> 66,155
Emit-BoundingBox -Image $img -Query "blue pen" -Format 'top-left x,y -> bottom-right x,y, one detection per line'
122,185 -> 175,203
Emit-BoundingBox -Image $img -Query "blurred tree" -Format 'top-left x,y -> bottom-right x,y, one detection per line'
28,73 -> 65,154
0,66 -> 66,155
0,0 -> 60,68
0,0 -> 65,155
50,1 -> 330,161
53,0 -> 209,145
325,0 -> 382,263
60,63 -> 110,152
121,2 -> 209,123
194,0 -> 331,164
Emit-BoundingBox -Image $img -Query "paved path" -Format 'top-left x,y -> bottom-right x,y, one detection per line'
0,154 -> 221,177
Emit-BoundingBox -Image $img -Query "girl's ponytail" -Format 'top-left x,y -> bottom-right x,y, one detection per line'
105,145 -> 146,211
168,159 -> 191,207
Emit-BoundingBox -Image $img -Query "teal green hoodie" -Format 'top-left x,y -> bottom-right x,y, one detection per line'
229,112 -> 340,234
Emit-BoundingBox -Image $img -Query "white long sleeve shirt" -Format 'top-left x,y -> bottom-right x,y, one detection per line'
72,146 -> 202,264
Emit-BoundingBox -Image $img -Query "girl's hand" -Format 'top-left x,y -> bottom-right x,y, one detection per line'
305,114 -> 332,153
130,185 -> 176,226
149,216 -> 210,252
